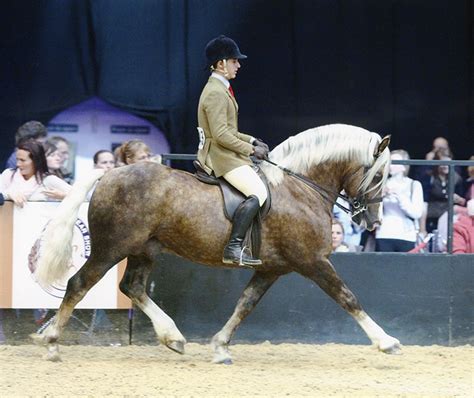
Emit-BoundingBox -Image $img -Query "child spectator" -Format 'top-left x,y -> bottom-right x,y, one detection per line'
43,142 -> 64,179
331,219 -> 359,252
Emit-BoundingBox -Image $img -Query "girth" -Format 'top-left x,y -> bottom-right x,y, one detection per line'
193,160 -> 271,221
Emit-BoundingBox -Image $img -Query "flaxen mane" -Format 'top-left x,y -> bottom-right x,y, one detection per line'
261,123 -> 390,196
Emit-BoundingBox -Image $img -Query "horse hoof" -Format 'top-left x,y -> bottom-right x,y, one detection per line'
44,350 -> 62,362
166,340 -> 185,355
212,356 -> 233,365
381,343 -> 402,355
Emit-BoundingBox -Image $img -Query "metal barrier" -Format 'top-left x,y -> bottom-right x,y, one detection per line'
161,154 -> 474,254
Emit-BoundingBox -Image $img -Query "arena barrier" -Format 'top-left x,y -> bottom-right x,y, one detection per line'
0,201 -> 130,309
141,252 -> 472,347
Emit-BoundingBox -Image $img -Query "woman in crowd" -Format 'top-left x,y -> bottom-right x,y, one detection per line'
0,140 -> 71,207
423,148 -> 465,233
43,141 -> 64,179
375,149 -> 424,252
115,140 -> 152,165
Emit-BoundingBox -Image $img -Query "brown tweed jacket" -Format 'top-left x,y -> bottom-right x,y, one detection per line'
197,77 -> 254,177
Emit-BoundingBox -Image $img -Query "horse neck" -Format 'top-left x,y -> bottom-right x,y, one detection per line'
306,160 -> 352,199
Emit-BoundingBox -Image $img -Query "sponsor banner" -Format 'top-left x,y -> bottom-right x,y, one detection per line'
0,202 -> 130,309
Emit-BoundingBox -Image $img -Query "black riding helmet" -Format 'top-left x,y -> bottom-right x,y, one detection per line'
205,35 -> 247,68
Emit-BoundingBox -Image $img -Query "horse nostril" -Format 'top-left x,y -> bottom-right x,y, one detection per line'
372,220 -> 381,228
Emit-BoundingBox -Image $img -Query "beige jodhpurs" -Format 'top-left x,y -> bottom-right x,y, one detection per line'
223,165 -> 267,206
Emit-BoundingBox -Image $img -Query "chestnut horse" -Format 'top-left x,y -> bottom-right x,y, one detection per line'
32,123 -> 400,363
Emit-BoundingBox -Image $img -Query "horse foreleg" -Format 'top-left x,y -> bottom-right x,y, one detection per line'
300,259 -> 401,354
211,271 -> 279,364
119,255 -> 186,354
32,256 -> 118,361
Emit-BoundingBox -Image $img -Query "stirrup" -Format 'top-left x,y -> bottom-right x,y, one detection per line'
222,246 -> 262,268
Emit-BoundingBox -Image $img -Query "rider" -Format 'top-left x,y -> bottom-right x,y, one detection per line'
197,35 -> 270,267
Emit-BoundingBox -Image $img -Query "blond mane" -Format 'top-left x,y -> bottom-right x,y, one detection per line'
260,124 -> 390,196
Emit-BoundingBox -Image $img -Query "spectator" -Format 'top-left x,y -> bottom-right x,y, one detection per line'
452,199 -> 474,254
43,142 -> 64,179
423,149 -> 464,233
0,140 -> 71,207
93,150 -> 115,172
115,140 -> 152,165
5,121 -> 47,169
376,150 -> 424,252
425,137 -> 451,161
46,136 -> 73,183
331,219 -> 359,252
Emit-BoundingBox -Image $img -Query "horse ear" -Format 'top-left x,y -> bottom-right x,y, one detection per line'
374,135 -> 391,158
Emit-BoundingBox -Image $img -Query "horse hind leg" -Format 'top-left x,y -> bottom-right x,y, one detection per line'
31,254 -> 121,361
119,253 -> 186,354
211,271 -> 280,364
299,258 -> 401,354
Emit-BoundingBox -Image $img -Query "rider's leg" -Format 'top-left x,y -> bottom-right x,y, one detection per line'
222,165 -> 267,266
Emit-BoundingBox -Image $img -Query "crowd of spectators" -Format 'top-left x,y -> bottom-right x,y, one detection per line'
332,137 -> 473,254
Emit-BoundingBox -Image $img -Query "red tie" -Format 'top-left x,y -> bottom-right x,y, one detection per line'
229,85 -> 235,97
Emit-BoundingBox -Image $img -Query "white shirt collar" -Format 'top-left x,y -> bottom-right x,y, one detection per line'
211,72 -> 230,89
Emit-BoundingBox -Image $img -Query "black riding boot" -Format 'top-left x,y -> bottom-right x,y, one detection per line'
222,195 -> 262,267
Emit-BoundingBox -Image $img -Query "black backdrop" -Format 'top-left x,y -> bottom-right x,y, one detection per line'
0,0 -> 472,166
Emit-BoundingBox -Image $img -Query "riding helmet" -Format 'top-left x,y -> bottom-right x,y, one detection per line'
205,35 -> 247,67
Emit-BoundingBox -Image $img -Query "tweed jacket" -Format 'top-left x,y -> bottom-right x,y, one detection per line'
197,76 -> 254,177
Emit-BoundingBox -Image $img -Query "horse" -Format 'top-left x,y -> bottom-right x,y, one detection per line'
32,123 -> 400,363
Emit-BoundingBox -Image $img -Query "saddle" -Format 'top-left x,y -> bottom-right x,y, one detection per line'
193,160 -> 271,220
193,160 -> 272,260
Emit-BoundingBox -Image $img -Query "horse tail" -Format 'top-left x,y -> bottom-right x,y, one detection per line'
34,169 -> 105,287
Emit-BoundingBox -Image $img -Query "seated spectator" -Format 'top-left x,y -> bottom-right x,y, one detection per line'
452,199 -> 474,254
331,219 -> 359,252
423,148 -> 464,233
93,150 -> 116,172
0,140 -> 71,207
376,150 -> 424,252
5,121 -> 48,169
115,140 -> 152,165
46,136 -> 73,183
43,142 -> 64,179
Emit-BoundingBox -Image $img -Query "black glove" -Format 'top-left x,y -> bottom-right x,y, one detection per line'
253,145 -> 269,160
253,139 -> 270,152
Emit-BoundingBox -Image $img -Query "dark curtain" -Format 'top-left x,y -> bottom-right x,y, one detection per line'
0,0 -> 472,166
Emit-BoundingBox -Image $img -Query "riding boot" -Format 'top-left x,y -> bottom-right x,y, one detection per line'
223,195 -> 262,267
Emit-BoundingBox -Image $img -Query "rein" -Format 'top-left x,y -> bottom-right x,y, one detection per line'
263,158 -> 383,218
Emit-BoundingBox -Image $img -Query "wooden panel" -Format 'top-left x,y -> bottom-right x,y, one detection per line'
0,202 -> 14,307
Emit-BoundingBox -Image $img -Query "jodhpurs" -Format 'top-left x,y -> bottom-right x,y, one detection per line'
223,165 -> 267,206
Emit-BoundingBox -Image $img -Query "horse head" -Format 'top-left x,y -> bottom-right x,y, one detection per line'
261,124 -> 391,231
343,134 -> 391,231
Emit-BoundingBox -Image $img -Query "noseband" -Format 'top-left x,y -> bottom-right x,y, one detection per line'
263,159 -> 383,219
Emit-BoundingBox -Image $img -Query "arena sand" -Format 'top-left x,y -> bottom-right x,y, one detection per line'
0,342 -> 472,397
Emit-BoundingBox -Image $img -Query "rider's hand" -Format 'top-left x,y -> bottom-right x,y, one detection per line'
253,138 -> 269,152
253,145 -> 269,160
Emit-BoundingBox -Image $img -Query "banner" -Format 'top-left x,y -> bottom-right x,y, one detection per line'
0,202 -> 130,309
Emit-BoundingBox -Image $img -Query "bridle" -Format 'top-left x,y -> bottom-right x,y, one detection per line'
263,158 -> 383,219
